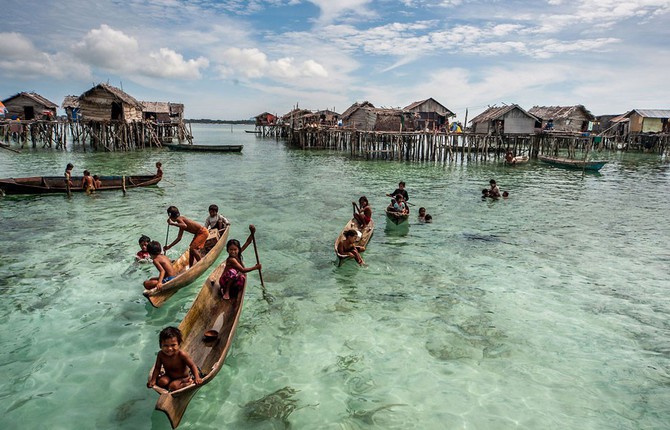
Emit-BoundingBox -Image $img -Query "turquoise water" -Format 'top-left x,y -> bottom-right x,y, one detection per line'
1,124 -> 669,429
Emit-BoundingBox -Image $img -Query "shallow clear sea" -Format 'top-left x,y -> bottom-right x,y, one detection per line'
1,124 -> 669,429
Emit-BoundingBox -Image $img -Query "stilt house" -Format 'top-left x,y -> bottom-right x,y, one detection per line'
141,102 -> 184,123
403,98 -> 454,131
78,83 -> 143,122
255,112 -> 277,126
62,96 -> 81,122
281,108 -> 312,129
528,105 -> 595,133
340,101 -> 376,129
469,104 -> 538,134
1,92 -> 58,120
623,109 -> 670,133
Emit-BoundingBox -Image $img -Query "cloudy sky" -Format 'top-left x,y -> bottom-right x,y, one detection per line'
1,0 -> 669,121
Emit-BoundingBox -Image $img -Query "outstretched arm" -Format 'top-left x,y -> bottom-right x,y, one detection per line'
240,224 -> 256,253
147,355 -> 162,388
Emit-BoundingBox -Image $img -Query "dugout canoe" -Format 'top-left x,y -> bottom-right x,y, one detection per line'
384,207 -> 409,226
163,143 -> 243,152
143,225 -> 229,307
334,218 -> 374,266
0,174 -> 161,195
149,260 -> 246,428
538,154 -> 607,172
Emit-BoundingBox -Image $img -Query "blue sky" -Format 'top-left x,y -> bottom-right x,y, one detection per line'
1,0 -> 669,121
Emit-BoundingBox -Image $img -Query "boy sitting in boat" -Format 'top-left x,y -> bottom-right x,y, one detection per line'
204,204 -> 229,232
143,241 -> 177,289
387,194 -> 409,215
163,206 -> 209,268
337,229 -> 365,266
147,326 -> 202,392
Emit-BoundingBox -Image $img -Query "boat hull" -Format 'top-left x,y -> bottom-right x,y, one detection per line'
163,143 -> 243,152
334,218 -> 374,266
0,175 -> 161,195
539,155 -> 607,172
385,208 -> 409,225
143,225 -> 229,307
150,261 -> 246,428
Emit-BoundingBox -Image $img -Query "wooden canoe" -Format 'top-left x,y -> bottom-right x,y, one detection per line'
385,208 -> 409,225
0,174 -> 161,195
505,155 -> 529,165
143,225 -> 230,307
538,154 -> 607,172
334,218 -> 374,266
150,260 -> 246,428
163,143 -> 243,152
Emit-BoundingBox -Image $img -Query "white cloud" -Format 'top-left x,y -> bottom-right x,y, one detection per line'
215,47 -> 328,81
307,0 -> 375,24
73,25 -> 208,79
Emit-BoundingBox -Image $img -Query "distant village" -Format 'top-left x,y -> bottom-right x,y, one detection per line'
1,83 -> 669,157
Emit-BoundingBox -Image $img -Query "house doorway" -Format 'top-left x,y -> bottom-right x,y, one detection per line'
111,102 -> 123,120
24,106 -> 35,120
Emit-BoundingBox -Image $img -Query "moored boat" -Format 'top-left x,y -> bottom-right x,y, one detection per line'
0,174 -> 161,195
538,154 -> 607,172
149,259 -> 246,428
334,218 -> 374,266
385,207 -> 409,226
163,143 -> 243,152
143,225 -> 229,307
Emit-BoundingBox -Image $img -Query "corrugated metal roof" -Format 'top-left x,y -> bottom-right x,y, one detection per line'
629,109 -> 670,118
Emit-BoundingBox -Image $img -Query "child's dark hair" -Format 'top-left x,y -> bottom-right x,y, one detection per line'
226,239 -> 243,262
395,194 -> 403,201
425,214 -> 433,222
489,179 -> 496,185
139,234 -> 151,244
482,188 -> 489,195
93,174 -> 99,180
159,326 -> 182,345
358,196 -> 368,205
147,240 -> 162,256
167,206 -> 180,218
399,181 -> 406,186
66,163 -> 74,170
83,169 -> 90,175
344,229 -> 358,238
209,204 -> 218,212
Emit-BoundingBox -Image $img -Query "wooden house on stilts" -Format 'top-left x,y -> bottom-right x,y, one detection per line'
2,92 -> 58,120
403,98 -> 454,131
528,105 -> 595,133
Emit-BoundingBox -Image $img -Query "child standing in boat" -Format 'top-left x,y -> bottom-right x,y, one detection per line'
163,206 -> 209,268
204,204 -> 229,231
147,326 -> 202,392
219,225 -> 260,300
144,241 -> 178,289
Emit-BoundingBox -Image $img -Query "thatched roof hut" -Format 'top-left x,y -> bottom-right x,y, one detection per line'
78,83 -> 143,122
340,102 -> 414,131
62,95 -> 81,121
528,105 -> 595,133
469,104 -> 538,134
2,92 -> 58,120
403,98 -> 454,131
141,102 -> 184,123
281,108 -> 312,128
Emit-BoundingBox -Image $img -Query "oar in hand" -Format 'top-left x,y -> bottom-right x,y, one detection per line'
164,225 -> 170,254
385,193 -> 415,206
250,224 -> 273,304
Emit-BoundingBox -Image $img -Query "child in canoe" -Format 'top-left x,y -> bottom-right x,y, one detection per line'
143,241 -> 177,289
147,326 -> 202,392
337,229 -> 365,265
352,196 -> 372,228
219,225 -> 261,300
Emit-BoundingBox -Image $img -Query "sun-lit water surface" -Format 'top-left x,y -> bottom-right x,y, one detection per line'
1,124 -> 669,429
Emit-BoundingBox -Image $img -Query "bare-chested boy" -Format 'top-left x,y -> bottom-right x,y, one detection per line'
143,241 -> 177,289
147,326 -> 202,392
163,206 -> 209,267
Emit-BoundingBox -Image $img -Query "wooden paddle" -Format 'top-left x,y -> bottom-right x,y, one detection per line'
164,225 -> 170,254
250,225 -> 273,304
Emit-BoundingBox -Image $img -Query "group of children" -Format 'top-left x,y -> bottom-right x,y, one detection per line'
482,179 -> 509,199
64,163 -> 102,194
143,204 -> 261,392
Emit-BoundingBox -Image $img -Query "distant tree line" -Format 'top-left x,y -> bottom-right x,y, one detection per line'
186,119 -> 254,124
